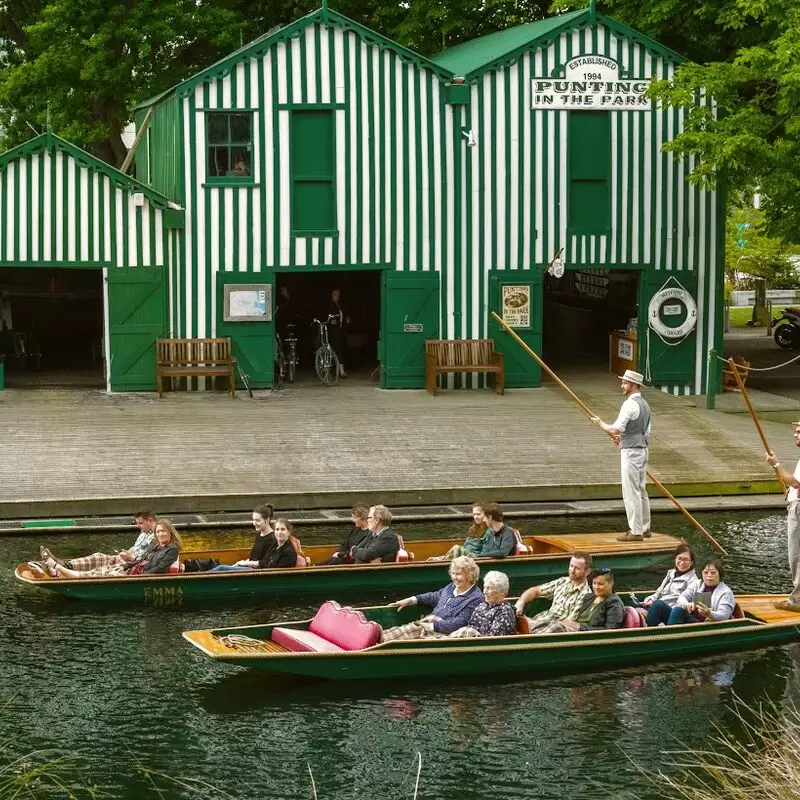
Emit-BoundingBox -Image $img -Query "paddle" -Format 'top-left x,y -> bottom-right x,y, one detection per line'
727,357 -> 788,494
490,310 -> 727,555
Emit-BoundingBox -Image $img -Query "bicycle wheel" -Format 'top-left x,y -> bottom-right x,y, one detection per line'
287,345 -> 297,383
274,352 -> 286,389
315,347 -> 340,386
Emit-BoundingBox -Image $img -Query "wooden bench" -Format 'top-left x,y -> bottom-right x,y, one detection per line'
425,339 -> 505,395
156,337 -> 236,397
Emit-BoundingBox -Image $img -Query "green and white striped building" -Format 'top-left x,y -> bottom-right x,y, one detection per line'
0,4 -> 722,393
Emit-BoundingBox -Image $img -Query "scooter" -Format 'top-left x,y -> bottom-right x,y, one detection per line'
771,307 -> 800,349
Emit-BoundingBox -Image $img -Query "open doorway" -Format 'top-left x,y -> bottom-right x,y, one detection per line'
542,268 -> 640,377
274,269 -> 381,384
0,267 -> 104,388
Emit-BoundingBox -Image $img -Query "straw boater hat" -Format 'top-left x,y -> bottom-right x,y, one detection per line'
618,369 -> 644,385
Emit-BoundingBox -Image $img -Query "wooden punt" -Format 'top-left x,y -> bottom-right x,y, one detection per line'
182,595 -> 800,680
14,531 -> 679,605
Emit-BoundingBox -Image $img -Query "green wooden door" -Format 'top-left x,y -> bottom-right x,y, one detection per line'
639,271 -> 698,385
380,271 -> 440,388
488,271 -> 542,387
108,266 -> 166,391
215,271 -> 274,389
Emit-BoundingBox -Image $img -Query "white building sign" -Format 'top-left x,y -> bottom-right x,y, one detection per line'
531,56 -> 651,110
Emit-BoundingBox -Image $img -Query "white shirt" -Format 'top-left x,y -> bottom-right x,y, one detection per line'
788,459 -> 800,503
611,391 -> 651,437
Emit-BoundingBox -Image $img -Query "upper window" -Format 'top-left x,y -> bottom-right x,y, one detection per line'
291,110 -> 336,235
207,112 -> 253,181
568,111 -> 611,235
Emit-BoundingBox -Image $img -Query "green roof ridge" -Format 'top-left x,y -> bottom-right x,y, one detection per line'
430,9 -> 587,76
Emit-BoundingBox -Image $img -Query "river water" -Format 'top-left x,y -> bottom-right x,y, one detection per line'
4,511 -> 800,799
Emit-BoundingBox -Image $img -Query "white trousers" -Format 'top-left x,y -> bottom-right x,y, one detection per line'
787,502 -> 800,603
621,447 -> 650,537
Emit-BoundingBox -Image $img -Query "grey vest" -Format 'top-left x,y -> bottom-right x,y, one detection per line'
620,395 -> 651,449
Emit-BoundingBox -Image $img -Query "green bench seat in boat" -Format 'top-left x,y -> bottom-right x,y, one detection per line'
272,600 -> 382,653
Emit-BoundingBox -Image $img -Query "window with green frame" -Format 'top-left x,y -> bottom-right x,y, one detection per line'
291,110 -> 336,234
568,111 -> 611,235
207,112 -> 253,180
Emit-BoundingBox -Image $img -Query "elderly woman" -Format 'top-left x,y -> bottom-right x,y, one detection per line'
42,519 -> 182,578
448,571 -> 517,638
667,558 -> 735,625
381,556 -> 483,642
642,543 -> 699,626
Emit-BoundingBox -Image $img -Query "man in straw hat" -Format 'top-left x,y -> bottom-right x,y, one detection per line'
590,369 -> 651,542
766,422 -> 800,612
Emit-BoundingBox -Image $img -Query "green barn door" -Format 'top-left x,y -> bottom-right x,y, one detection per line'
639,271 -> 698,386
108,266 -> 166,391
488,271 -> 542,387
215,271 -> 275,389
380,271 -> 440,388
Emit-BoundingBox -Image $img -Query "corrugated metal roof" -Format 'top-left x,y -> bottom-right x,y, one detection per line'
430,9 -> 587,76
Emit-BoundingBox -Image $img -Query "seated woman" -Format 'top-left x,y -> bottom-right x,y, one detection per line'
642,543 -> 699,626
318,506 -> 371,565
209,503 -> 276,572
258,519 -> 299,569
381,556 -> 483,642
448,571 -> 517,638
666,558 -> 734,625
539,568 -> 625,633
427,502 -> 490,561
43,519 -> 182,578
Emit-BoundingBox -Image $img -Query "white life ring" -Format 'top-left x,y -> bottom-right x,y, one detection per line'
648,286 -> 697,339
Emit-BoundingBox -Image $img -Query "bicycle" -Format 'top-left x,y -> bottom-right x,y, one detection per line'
283,323 -> 299,383
274,333 -> 287,389
311,315 -> 340,387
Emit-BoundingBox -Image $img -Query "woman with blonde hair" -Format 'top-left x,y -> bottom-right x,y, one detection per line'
41,519 -> 182,578
381,556 -> 483,641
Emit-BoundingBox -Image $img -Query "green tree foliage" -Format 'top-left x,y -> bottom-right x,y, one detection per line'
726,204 -> 797,288
0,0 -> 250,165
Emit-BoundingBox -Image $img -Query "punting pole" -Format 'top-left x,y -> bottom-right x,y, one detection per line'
727,357 -> 787,494
490,310 -> 727,555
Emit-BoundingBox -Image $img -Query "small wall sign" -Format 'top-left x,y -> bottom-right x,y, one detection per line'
531,56 -> 652,111
403,323 -> 423,333
617,339 -> 634,361
223,284 -> 272,322
501,284 -> 531,328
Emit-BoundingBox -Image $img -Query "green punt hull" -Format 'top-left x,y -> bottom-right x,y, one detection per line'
183,597 -> 800,680
14,547 -> 671,605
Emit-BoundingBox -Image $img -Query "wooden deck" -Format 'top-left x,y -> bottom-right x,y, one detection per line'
185,630 -> 288,656
739,595 -> 800,624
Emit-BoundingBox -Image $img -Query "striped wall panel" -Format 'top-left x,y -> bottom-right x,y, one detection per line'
175,23 -> 457,340
0,151 -> 167,269
464,23 -> 720,393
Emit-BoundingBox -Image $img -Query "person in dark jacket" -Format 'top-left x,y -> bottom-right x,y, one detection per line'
43,519 -> 182,578
351,505 -> 400,563
540,568 -> 625,632
319,506 -> 371,565
381,556 -> 483,641
472,503 -> 516,559
258,519 -> 299,569
209,503 -> 276,572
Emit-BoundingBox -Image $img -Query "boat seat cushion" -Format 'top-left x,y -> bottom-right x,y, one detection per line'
622,606 -> 641,628
271,627 -> 345,653
272,600 -> 382,653
309,600 -> 382,650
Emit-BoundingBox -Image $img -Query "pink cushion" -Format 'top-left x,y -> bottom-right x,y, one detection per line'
513,528 -> 533,555
308,600 -> 382,650
622,606 -> 641,628
272,627 -> 344,653
168,560 -> 182,574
